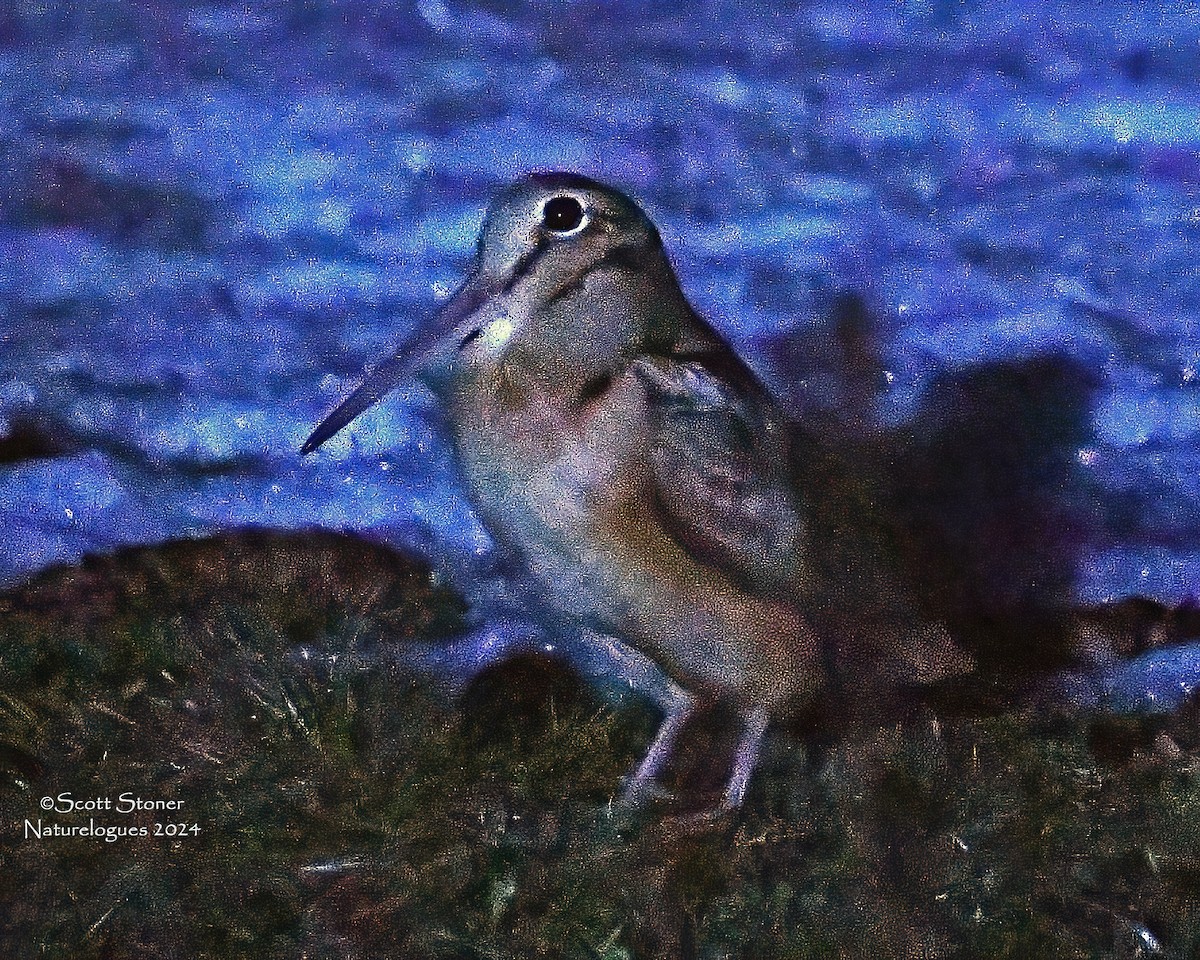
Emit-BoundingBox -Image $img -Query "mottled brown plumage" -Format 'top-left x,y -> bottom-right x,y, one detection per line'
304,173 -> 970,810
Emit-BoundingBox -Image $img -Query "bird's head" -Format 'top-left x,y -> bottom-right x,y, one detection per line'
302,173 -> 687,455
475,172 -> 663,290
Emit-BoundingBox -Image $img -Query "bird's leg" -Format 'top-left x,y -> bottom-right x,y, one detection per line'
622,680 -> 696,805
573,630 -> 698,805
721,706 -> 770,811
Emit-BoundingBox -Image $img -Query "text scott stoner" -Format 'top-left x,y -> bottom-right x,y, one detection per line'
45,793 -> 185,814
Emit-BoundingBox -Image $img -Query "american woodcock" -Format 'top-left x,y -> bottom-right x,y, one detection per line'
303,173 -> 971,811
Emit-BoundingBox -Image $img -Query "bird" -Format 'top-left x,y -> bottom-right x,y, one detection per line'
302,172 -> 971,812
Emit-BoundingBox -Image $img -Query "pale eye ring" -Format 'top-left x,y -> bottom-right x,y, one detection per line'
540,195 -> 588,235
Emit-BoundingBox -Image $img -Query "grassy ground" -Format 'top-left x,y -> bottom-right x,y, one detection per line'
1,530 -> 1198,958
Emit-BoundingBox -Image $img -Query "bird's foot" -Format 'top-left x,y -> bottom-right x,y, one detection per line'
722,705 -> 769,810
618,682 -> 697,808
661,705 -> 771,830
621,703 -> 772,832
617,777 -> 676,808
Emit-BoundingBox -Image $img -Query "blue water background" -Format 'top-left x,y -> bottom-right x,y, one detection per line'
1,1 -> 1198,640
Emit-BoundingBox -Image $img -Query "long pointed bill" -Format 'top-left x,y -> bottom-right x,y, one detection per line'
300,276 -> 490,455
300,352 -> 410,455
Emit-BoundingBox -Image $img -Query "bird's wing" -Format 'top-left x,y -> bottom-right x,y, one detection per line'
632,348 -> 808,597
634,340 -> 975,688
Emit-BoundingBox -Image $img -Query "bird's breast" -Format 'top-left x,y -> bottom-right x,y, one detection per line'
446,367 -> 820,708
448,366 -> 651,540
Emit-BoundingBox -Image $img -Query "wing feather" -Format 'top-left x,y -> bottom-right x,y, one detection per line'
633,352 -> 808,597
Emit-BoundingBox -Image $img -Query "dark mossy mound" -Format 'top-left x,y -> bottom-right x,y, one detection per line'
0,529 -> 463,639
1,531 -> 1199,958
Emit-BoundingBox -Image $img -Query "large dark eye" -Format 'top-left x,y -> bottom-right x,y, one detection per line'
541,195 -> 585,234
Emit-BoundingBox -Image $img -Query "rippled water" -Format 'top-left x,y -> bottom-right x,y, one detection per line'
2,1 -> 1198,618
